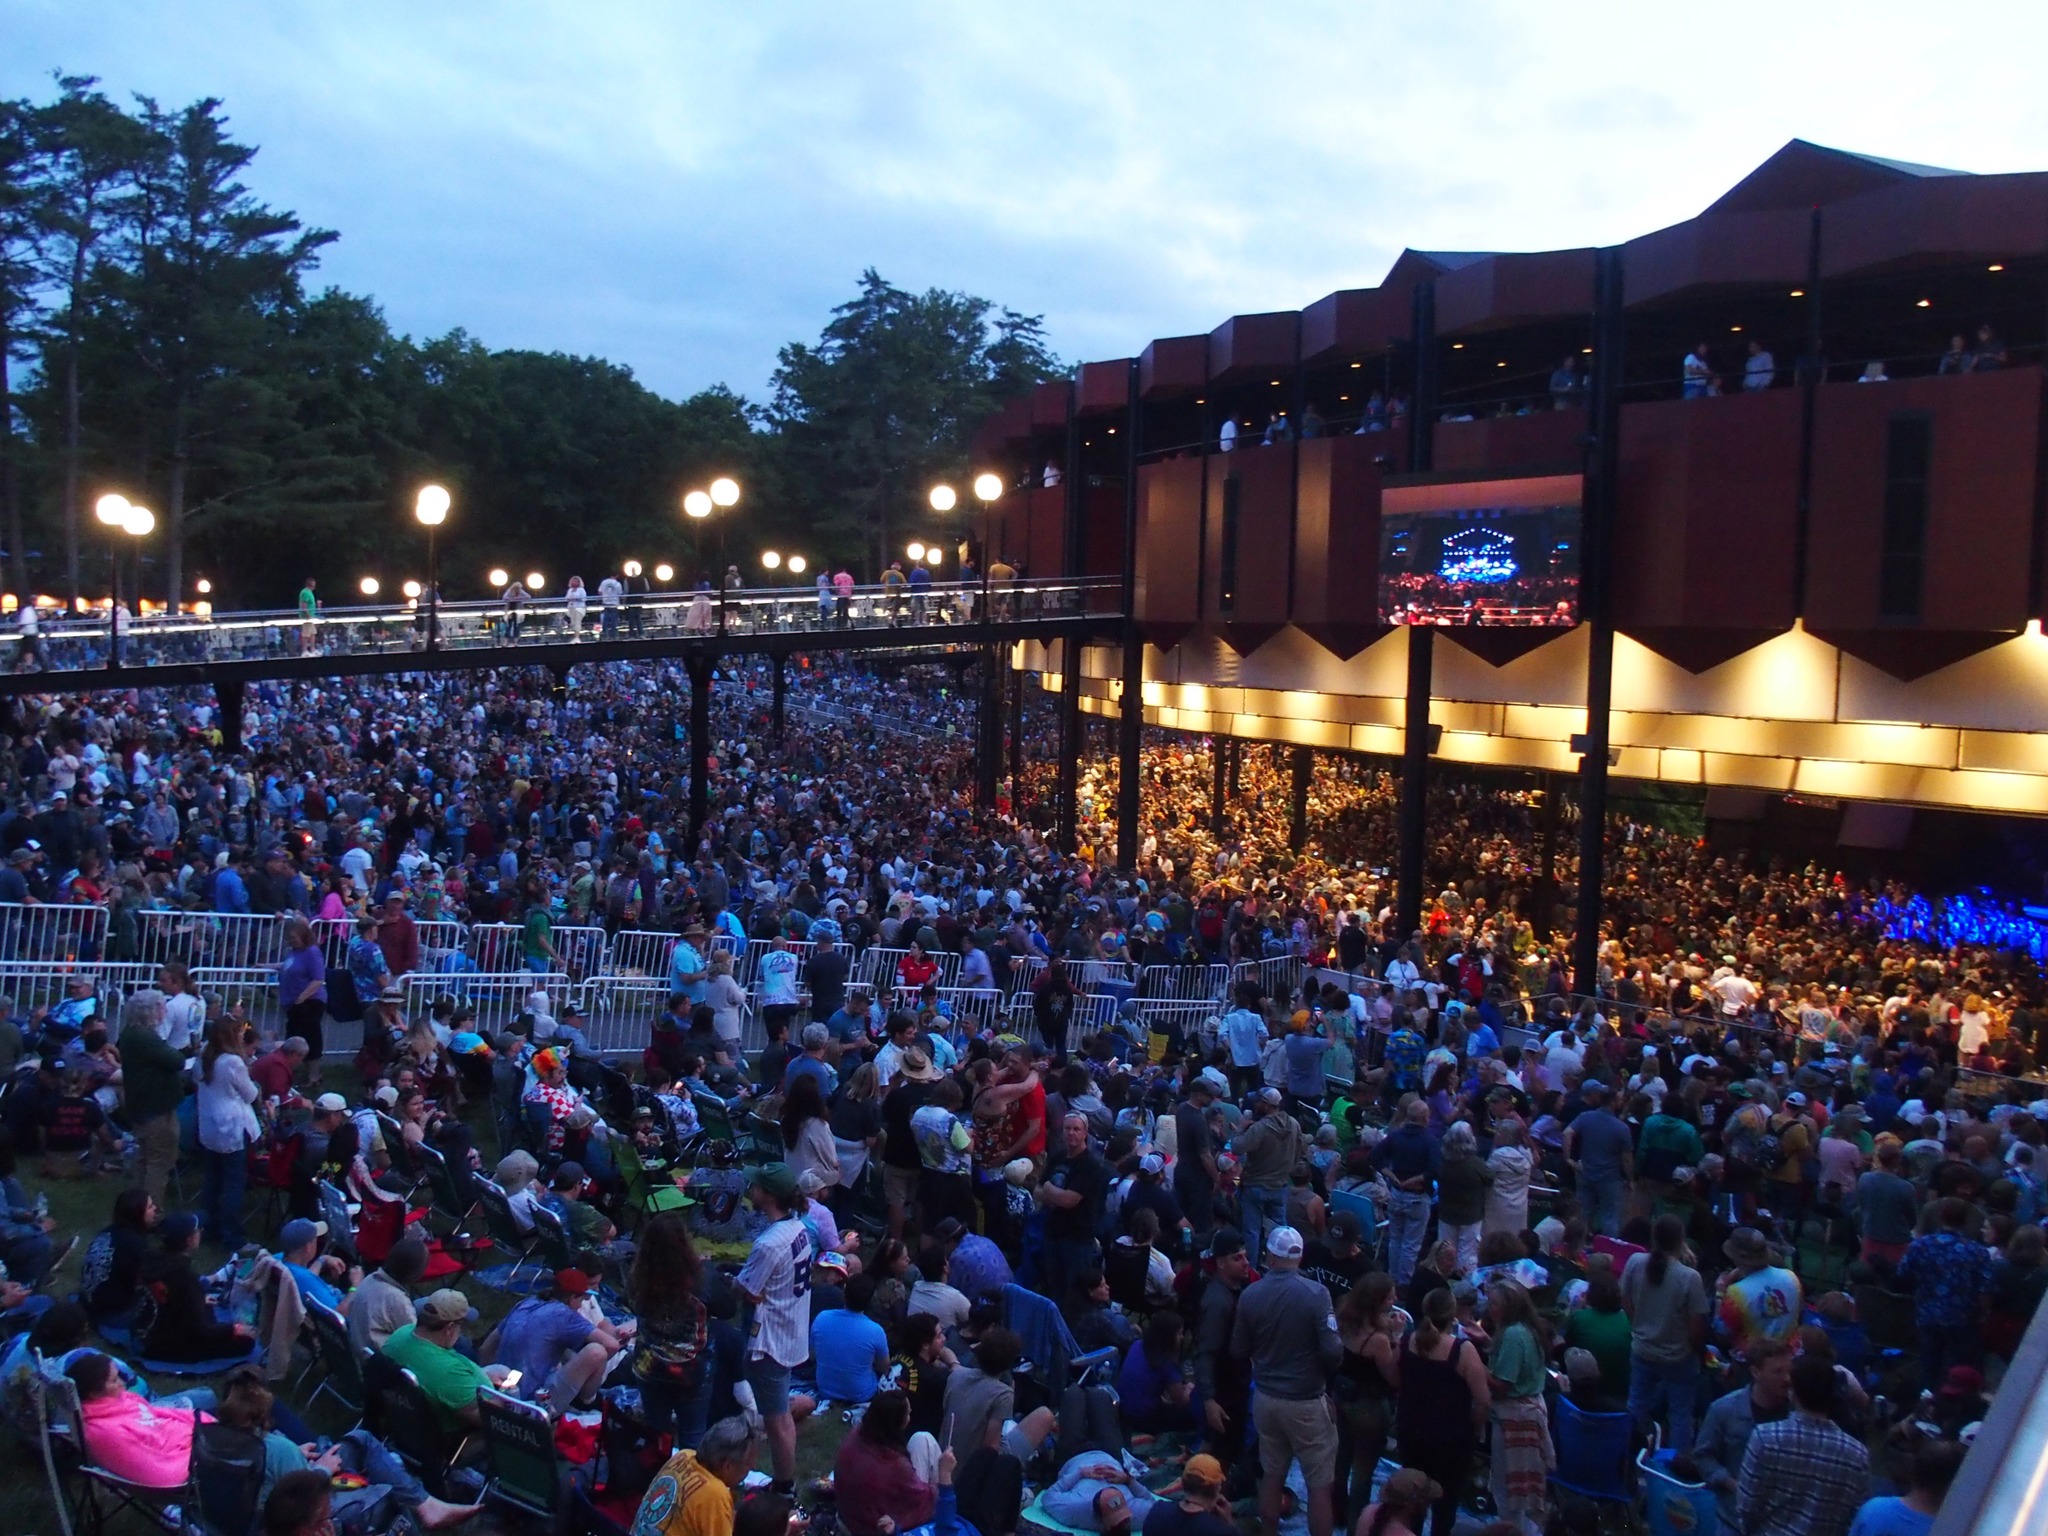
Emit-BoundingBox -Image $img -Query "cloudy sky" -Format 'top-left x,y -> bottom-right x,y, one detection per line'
9,3 -> 2046,401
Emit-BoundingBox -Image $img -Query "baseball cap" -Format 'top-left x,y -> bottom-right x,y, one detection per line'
1139,1153 -> 1165,1177
751,1161 -> 800,1204
1327,1210 -> 1363,1245
278,1218 -> 326,1250
1785,1091 -> 1808,1108
553,1268 -> 595,1296
813,1252 -> 851,1276
160,1212 -> 200,1245
551,1161 -> 588,1189
372,1084 -> 399,1107
314,1092 -> 349,1114
419,1288 -> 478,1326
1381,1468 -> 1444,1507
1257,1086 -> 1284,1107
1264,1226 -> 1304,1261
1182,1454 -> 1226,1492
1206,1228 -> 1246,1261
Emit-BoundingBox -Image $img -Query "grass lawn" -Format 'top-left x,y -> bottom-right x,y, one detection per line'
0,1062 -> 847,1532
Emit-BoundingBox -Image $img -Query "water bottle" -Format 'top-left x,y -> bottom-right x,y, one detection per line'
35,1193 -> 48,1222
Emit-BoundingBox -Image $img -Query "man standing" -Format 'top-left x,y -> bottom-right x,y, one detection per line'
1173,1077 -> 1222,1241
377,892 -> 420,980
1564,1081 -> 1634,1237
805,934 -> 849,1025
597,571 -> 623,639
1373,1098 -> 1441,1284
1895,1197 -> 1996,1391
117,993 -> 185,1206
735,1163 -> 813,1494
1193,1230 -> 1252,1482
1035,1112 -> 1109,1301
1693,1339 -> 1793,1528
1230,1226 -> 1342,1536
1234,1087 -> 1302,1266
1221,985 -> 1267,1098
1735,1356 -> 1870,1536
667,923 -> 708,1007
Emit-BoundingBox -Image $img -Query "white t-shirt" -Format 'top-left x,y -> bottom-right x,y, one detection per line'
160,992 -> 205,1052
341,846 -> 374,894
598,578 -> 623,608
737,1216 -> 814,1367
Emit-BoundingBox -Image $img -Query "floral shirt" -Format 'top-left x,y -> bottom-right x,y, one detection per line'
1385,1029 -> 1426,1093
1896,1230 -> 1995,1328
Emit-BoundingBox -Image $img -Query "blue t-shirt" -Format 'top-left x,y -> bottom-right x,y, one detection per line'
782,1054 -> 836,1103
1571,1109 -> 1635,1182
810,1306 -> 888,1404
1115,1340 -> 1184,1420
286,1262 -> 344,1312
1848,1497 -> 1933,1536
493,1297 -> 594,1399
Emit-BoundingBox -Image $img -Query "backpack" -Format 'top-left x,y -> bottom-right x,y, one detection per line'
1727,1118 -> 1785,1173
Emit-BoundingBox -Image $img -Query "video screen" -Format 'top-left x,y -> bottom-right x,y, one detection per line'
1378,474 -> 1581,627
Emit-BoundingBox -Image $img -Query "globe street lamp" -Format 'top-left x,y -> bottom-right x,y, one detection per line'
761,550 -> 782,571
414,484 -> 450,648
929,484 -> 958,513
926,546 -> 943,566
973,471 -> 1004,613
359,576 -> 380,598
684,478 -> 741,630
93,493 -> 151,667
787,555 -> 808,575
488,567 -> 509,588
654,563 -> 674,584
525,572 -> 545,592
907,542 -> 926,562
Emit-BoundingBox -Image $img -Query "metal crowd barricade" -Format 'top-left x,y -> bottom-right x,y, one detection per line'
0,902 -> 108,962
312,918 -> 354,966
585,977 -> 676,1054
190,966 -> 290,1042
858,947 -> 964,995
938,987 -> 1004,1034
401,971 -> 594,1033
0,960 -> 157,1017
605,929 -> 679,978
1140,963 -> 1232,1004
134,909 -> 290,969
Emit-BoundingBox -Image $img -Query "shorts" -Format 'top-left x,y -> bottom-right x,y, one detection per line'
1254,1391 -> 1339,1490
884,1164 -> 920,1208
1002,1421 -> 1039,1460
746,1355 -> 794,1418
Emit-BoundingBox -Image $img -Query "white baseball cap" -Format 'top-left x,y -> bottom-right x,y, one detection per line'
1265,1226 -> 1305,1261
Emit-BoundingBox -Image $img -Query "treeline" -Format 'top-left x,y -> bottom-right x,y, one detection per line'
0,77 -> 1061,610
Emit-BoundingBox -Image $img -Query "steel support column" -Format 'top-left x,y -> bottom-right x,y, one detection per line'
215,676 -> 244,751
1055,641 -> 1082,852
1395,626 -> 1433,945
1116,358 -> 1144,869
771,654 -> 785,744
1573,246 -> 1627,995
1211,736 -> 1227,836
978,644 -> 1003,808
1289,745 -> 1312,852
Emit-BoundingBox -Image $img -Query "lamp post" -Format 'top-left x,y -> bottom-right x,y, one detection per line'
93,493 -> 151,668
973,471 -> 1003,617
685,477 -> 741,633
414,485 -> 449,649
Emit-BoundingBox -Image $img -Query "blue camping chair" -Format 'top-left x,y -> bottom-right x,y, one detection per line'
1328,1187 -> 1380,1262
1001,1283 -> 1117,1401
1550,1396 -> 1635,1526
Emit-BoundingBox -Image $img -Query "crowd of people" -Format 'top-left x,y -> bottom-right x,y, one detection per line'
0,652 -> 2041,1536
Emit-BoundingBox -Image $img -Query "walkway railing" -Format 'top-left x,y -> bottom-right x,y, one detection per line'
5,575 -> 1120,676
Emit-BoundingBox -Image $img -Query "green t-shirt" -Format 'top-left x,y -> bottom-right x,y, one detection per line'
297,587 -> 316,618
522,906 -> 553,963
382,1323 -> 487,1426
1492,1320 -> 1547,1399
1564,1304 -> 1633,1397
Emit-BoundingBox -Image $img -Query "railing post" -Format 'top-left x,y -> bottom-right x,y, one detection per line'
1289,744 -> 1312,852
1116,356 -> 1144,871
771,654 -> 786,745
1055,640 -> 1082,852
1396,625 -> 1433,945
215,676 -> 245,752
687,650 -> 712,847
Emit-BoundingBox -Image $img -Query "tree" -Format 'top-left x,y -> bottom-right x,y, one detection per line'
111,96 -> 335,606
0,98 -> 42,601
31,76 -> 149,605
768,269 -> 1060,575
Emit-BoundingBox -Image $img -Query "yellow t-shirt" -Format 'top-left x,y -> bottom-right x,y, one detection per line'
631,1450 -> 732,1536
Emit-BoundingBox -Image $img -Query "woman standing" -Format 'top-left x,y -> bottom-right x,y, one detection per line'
197,1017 -> 261,1250
628,1213 -> 711,1449
565,576 -> 588,636
830,1063 -> 882,1202
1393,1286 -> 1488,1536
1437,1122 -> 1492,1274
1484,1117 -> 1535,1237
1336,1272 -> 1404,1529
780,1073 -> 840,1191
1484,1280 -> 1555,1536
703,950 -> 747,1051
277,919 -> 327,1070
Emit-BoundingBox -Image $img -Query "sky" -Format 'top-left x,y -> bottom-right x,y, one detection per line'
8,3 -> 2048,402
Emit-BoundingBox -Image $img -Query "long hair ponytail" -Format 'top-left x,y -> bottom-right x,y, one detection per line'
1647,1212 -> 1685,1286
1412,1285 -> 1457,1353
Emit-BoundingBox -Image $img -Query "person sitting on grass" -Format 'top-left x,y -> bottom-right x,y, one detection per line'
141,1212 -> 255,1363
812,1271 -> 891,1405
630,1413 -> 755,1536
215,1366 -> 482,1531
833,1387 -> 938,1536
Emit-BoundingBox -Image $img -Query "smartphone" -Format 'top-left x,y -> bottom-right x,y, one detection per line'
500,1370 -> 522,1392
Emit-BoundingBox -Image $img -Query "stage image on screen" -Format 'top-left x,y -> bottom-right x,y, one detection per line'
1377,473 -> 1582,627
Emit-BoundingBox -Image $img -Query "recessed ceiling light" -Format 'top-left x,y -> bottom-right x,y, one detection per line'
1106,427 -> 1116,434
1789,289 -> 1805,298
1496,361 -> 1507,368
1339,395 -> 1350,401
1916,299 -> 1931,308
1350,362 -> 1363,369
1451,342 -> 1465,350
1989,263 -> 2005,272
1195,397 -> 1205,404
1581,347 -> 1593,354
1269,379 -> 1281,386
1729,325 -> 1742,332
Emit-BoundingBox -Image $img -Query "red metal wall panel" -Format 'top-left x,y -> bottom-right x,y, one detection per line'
1433,410 -> 1587,476
1202,446 -> 1294,644
1140,336 -> 1207,398
1437,249 -> 1596,336
1807,370 -> 2041,633
1613,392 -> 1801,642
1135,458 -> 1203,642
1029,380 -> 1071,429
1080,481 -> 1125,579
1623,210 -> 1813,307
1022,485 -> 1068,579
1293,436 -> 1383,655
1077,360 -> 1134,416
1822,172 -> 2048,278
1208,312 -> 1298,384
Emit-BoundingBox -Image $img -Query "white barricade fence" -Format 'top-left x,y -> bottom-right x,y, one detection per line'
401,971 -> 596,1033
1140,963 -> 1233,1004
937,987 -> 1005,1034
1006,954 -> 1047,994
1234,956 -> 1310,1001
0,902 -> 109,962
585,977 -> 675,1055
604,929 -> 679,979
0,960 -> 158,1018
190,966 -> 291,1043
134,909 -> 291,969
1067,959 -> 1136,991
858,946 -> 964,996
313,916 -> 467,969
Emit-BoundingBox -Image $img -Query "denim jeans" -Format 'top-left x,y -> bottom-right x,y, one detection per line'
1581,1175 -> 1624,1238
639,1373 -> 713,1451
1628,1351 -> 1702,1451
201,1146 -> 248,1250
1386,1189 -> 1432,1284
1241,1186 -> 1288,1266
